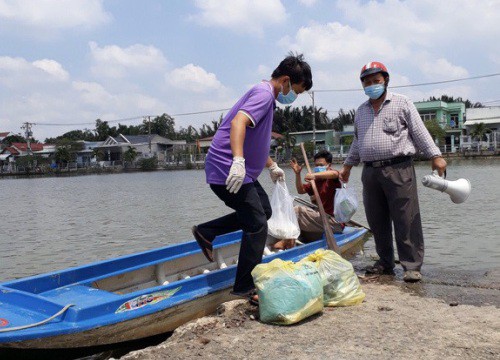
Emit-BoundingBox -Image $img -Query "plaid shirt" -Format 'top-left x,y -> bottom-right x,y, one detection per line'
345,92 -> 441,166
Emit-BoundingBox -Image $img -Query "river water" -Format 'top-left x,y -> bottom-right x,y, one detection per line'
0,158 -> 499,282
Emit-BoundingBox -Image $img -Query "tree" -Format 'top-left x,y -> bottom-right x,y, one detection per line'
92,148 -> 105,161
123,146 -> 138,167
2,134 -> 26,146
94,119 -> 118,140
143,114 -> 176,138
331,109 -> 355,132
426,95 -> 483,108
275,132 -> 297,161
469,122 -> 491,142
55,146 -> 71,166
424,119 -> 446,145
118,123 -> 142,136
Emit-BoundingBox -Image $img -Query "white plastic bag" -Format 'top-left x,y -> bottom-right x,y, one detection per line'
267,181 -> 300,239
333,183 -> 358,223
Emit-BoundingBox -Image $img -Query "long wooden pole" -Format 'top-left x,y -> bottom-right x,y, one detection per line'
300,143 -> 340,254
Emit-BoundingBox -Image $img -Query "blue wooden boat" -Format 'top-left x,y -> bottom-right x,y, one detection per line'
0,227 -> 367,349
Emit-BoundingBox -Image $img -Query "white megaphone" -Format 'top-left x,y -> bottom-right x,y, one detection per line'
421,171 -> 471,204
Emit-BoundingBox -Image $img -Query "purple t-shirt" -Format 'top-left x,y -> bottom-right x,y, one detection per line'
205,81 -> 275,185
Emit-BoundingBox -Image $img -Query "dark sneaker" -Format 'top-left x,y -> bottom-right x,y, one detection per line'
230,289 -> 259,306
192,226 -> 214,262
403,270 -> 422,283
365,261 -> 395,275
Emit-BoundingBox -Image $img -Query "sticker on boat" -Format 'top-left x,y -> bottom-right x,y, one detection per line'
0,318 -> 8,327
115,287 -> 181,313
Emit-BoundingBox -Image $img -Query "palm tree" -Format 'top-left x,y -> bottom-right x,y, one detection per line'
469,122 -> 492,152
92,148 -> 105,161
55,146 -> 71,167
470,122 -> 491,142
331,109 -> 355,132
280,132 -> 296,161
123,146 -> 138,168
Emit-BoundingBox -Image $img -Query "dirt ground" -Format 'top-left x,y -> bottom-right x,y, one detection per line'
117,272 -> 500,360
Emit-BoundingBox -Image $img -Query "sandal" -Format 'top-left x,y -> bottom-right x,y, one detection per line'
192,226 -> 214,262
365,261 -> 395,275
230,289 -> 259,306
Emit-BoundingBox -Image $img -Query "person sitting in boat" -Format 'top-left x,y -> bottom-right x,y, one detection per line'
192,53 -> 313,306
277,150 -> 344,247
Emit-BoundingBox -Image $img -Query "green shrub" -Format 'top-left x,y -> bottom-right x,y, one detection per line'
138,157 -> 158,171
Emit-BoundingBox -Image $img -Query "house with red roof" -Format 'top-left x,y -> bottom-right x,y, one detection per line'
0,142 -> 56,171
0,132 -> 13,141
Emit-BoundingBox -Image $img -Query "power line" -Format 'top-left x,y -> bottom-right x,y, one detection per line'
33,72 -> 499,127
36,116 -> 144,126
36,109 -> 231,127
313,72 -> 500,93
482,99 -> 500,104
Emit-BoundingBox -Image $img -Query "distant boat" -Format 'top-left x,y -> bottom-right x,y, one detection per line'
0,227 -> 368,349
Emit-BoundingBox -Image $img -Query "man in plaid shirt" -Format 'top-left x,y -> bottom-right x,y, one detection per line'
339,62 -> 447,282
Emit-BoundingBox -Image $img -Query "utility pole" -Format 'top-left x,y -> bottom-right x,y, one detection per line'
309,91 -> 316,151
21,122 -> 34,155
147,116 -> 152,154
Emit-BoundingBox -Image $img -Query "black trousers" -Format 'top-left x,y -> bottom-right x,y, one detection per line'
196,180 -> 272,293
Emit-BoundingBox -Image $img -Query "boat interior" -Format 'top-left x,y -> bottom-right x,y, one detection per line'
91,234 -> 292,295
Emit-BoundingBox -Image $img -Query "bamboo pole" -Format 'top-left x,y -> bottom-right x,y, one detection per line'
299,143 -> 341,254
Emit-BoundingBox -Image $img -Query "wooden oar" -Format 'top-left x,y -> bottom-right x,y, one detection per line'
300,143 -> 341,254
293,196 -> 371,232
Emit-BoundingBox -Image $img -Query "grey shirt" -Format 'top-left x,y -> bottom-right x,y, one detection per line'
344,92 -> 441,166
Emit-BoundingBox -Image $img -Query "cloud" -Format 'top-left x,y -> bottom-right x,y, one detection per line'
280,22 -> 398,62
72,81 -> 114,107
191,0 -> 287,36
0,0 -> 111,29
0,56 -> 70,86
256,65 -> 272,78
337,0 -> 500,47
298,0 -> 317,6
89,42 -> 168,78
0,55 -> 170,141
416,58 -> 469,80
167,64 -> 223,93
32,59 -> 69,81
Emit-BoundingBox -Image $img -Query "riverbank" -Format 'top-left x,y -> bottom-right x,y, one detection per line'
1,153 -> 498,178
118,270 -> 500,360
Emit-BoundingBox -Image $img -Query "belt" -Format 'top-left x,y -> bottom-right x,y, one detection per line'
364,156 -> 412,168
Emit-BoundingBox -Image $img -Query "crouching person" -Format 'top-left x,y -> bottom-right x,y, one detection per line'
291,150 -> 344,242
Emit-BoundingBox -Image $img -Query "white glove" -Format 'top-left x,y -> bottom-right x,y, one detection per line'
226,157 -> 246,194
269,162 -> 285,183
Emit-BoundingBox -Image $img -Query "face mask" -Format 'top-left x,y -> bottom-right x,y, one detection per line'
277,81 -> 298,104
314,166 -> 327,173
364,84 -> 385,99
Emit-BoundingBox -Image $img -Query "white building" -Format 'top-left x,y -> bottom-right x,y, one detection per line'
462,107 -> 500,151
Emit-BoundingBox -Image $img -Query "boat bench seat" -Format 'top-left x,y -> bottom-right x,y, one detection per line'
41,285 -> 121,308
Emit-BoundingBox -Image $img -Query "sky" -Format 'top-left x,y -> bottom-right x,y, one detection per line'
1,0 -> 499,142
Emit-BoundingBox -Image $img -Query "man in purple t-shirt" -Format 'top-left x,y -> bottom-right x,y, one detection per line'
192,54 -> 313,303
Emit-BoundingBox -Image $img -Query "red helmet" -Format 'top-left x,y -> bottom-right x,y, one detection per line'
360,61 -> 389,80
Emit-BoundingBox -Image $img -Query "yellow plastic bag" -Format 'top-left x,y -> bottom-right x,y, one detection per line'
301,249 -> 365,307
251,258 -> 323,325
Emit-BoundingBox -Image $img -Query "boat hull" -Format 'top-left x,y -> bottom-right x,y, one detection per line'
1,288 -> 232,349
0,228 -> 368,349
